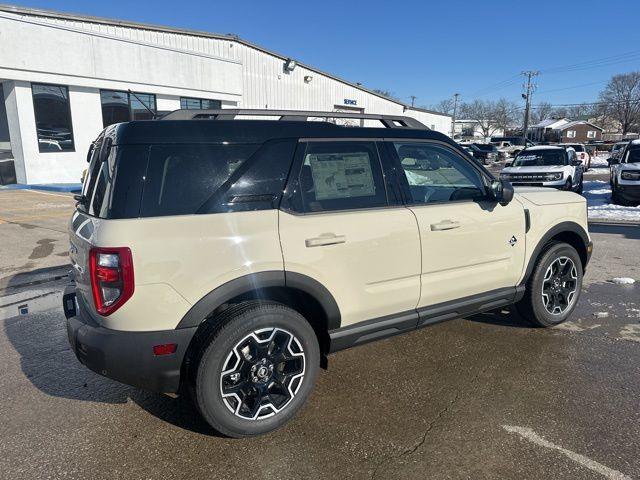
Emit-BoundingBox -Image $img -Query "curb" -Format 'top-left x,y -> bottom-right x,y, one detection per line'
0,183 -> 81,193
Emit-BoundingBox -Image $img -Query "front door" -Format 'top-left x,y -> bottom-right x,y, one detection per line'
279,140 -> 421,327
387,140 -> 526,308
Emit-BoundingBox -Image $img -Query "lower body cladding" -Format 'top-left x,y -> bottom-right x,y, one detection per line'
614,184 -> 640,204
509,181 -> 566,189
64,285 -> 197,393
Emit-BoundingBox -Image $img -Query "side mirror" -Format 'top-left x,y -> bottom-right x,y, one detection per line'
504,161 -> 512,168
490,179 -> 514,206
571,160 -> 582,166
608,158 -> 619,166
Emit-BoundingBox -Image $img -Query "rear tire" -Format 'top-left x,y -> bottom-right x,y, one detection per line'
516,242 -> 583,327
192,301 -> 320,438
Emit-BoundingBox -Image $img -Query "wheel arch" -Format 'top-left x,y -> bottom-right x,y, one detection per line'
521,221 -> 590,286
176,271 -> 341,356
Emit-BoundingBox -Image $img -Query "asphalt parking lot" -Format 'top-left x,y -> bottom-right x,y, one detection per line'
1,189 -> 639,480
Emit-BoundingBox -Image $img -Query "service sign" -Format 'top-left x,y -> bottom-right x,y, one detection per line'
343,99 -> 357,106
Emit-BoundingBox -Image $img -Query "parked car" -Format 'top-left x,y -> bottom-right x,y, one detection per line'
490,136 -> 536,156
490,140 -> 526,158
64,109 -> 592,438
563,143 -> 591,170
500,146 -> 584,193
471,143 -> 500,164
609,141 -> 629,163
609,139 -> 640,205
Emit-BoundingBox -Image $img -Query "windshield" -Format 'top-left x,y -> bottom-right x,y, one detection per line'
627,148 -> 640,163
512,150 -> 566,167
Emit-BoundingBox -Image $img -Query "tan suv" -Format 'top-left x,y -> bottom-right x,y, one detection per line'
63,110 -> 593,437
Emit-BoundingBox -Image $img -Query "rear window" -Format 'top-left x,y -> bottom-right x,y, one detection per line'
80,138 -> 296,219
567,144 -> 584,152
140,144 -> 259,217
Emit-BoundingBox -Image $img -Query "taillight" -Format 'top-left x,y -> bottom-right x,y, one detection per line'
89,247 -> 134,315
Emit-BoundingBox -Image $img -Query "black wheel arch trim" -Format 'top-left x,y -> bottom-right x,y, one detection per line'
521,221 -> 590,286
175,270 -> 341,330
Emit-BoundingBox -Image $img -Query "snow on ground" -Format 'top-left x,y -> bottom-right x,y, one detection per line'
583,180 -> 640,222
590,154 -> 609,168
611,277 -> 636,285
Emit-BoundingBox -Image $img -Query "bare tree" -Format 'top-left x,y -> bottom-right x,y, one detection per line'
598,72 -> 640,134
531,102 -> 553,124
430,98 -> 455,115
371,89 -> 399,101
458,99 -> 516,137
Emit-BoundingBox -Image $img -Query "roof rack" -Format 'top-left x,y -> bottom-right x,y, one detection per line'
159,109 -> 428,129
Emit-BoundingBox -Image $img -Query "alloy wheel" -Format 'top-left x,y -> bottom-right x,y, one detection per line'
219,327 -> 305,420
541,256 -> 578,315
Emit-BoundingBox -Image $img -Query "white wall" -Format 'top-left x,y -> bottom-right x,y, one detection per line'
0,9 -> 451,184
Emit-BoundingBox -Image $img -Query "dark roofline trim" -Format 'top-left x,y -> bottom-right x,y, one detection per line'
0,3 -> 451,118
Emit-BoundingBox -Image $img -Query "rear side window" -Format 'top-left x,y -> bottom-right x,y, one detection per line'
140,144 -> 260,217
297,141 -> 387,213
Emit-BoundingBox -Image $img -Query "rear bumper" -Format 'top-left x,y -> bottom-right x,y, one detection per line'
63,285 -> 197,393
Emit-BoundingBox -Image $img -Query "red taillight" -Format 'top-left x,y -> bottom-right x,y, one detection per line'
153,343 -> 177,356
89,247 -> 134,316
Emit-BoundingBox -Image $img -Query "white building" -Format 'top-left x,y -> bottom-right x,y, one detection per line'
0,4 -> 451,185
453,119 -> 504,141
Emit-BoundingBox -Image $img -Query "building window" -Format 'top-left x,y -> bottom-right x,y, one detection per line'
587,130 -> 596,139
100,90 -> 157,127
566,130 -> 576,139
180,97 -> 221,110
31,83 -> 74,152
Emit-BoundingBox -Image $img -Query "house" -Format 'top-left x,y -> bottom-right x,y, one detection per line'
528,119 -> 603,143
453,119 -> 504,141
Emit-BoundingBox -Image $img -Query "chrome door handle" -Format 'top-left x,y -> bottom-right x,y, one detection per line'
430,220 -> 461,231
305,234 -> 346,247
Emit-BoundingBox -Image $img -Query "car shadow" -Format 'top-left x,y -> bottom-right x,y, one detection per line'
2,267 -> 222,437
466,307 -> 534,328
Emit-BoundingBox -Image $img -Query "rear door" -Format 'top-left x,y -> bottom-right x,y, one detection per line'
385,140 -> 526,308
279,139 -> 421,328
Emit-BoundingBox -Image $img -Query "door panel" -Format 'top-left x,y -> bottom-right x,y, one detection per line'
410,200 -> 526,307
279,140 -> 421,328
387,140 -> 526,308
279,209 -> 421,327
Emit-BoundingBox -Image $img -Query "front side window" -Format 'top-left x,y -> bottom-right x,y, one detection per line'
100,90 -> 156,127
626,147 -> 640,164
513,150 -> 566,166
180,97 -> 222,110
31,83 -> 74,152
394,143 -> 486,204
298,141 -> 387,213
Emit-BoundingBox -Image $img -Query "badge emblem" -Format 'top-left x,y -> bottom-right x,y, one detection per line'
509,236 -> 518,247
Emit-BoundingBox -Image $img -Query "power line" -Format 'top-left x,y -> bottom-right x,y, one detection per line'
540,49 -> 640,75
536,79 -> 609,95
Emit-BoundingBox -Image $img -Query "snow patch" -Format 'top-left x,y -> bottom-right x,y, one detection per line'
583,180 -> 640,222
611,277 -> 636,285
594,311 -> 610,319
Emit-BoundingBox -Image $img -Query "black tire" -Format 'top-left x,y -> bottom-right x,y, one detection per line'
192,301 -> 320,438
515,242 -> 583,327
575,178 -> 583,194
563,178 -> 572,191
611,181 -> 624,205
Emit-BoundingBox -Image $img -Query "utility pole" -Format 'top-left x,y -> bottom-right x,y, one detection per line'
451,92 -> 460,138
409,95 -> 417,107
521,71 -> 539,143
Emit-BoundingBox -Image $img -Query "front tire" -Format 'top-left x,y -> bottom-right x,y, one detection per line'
193,301 -> 320,437
516,242 -> 583,327
575,178 -> 583,194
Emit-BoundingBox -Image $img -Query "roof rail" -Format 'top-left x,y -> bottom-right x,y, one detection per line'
159,109 -> 428,129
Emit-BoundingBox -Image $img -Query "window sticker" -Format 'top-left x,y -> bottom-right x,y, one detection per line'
307,153 -> 375,200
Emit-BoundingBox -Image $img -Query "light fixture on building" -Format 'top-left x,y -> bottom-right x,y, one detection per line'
304,75 -> 313,83
284,58 -> 297,72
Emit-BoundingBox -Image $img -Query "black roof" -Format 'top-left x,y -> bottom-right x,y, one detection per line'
109,120 -> 451,145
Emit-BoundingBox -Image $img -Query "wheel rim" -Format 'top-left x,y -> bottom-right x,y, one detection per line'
219,327 -> 305,420
541,256 -> 578,315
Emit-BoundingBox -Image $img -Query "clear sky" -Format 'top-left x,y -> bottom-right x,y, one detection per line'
11,0 -> 640,109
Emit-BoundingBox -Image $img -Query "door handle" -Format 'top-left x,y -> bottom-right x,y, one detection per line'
305,234 -> 346,247
430,220 -> 461,231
